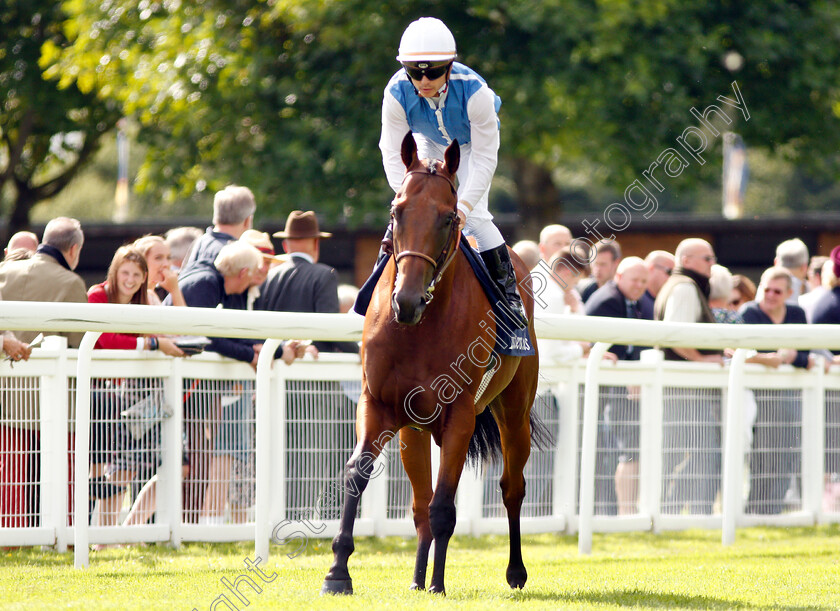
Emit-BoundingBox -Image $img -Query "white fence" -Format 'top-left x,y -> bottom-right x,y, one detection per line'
0,302 -> 838,569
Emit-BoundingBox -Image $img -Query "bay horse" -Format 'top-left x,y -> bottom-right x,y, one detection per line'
322,133 -> 542,595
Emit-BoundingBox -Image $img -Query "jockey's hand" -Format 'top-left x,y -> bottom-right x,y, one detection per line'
456,210 -> 466,231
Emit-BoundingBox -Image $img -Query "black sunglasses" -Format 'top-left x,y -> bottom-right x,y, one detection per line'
403,61 -> 451,82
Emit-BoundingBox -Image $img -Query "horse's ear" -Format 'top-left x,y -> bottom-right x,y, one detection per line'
400,132 -> 418,169
443,139 -> 459,176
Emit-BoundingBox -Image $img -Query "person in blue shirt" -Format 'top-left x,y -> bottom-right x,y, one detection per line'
378,17 -> 527,328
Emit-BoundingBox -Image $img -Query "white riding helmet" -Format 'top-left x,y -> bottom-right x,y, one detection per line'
396,17 -> 456,63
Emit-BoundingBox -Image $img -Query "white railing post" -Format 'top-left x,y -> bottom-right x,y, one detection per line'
40,336 -> 69,551
367,453 -> 388,536
802,356 -> 825,522
270,359 -> 288,531
73,332 -> 102,569
722,348 -> 748,546
255,338 -> 282,562
639,349 -> 664,526
161,355 -> 184,548
578,342 -> 611,555
554,372 -> 579,529
456,462 -> 483,535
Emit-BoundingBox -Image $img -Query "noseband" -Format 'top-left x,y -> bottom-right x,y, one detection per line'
392,164 -> 460,304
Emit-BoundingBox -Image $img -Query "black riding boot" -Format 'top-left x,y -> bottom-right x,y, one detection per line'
374,221 -> 394,267
480,244 -> 529,329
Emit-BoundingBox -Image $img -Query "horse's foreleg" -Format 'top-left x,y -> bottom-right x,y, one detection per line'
400,428 -> 433,591
428,410 -> 474,596
496,413 -> 532,589
322,400 -> 392,595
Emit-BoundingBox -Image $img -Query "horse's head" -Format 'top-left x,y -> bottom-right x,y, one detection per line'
390,132 -> 460,325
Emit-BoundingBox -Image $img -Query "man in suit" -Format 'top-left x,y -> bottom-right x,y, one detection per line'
0,216 -> 87,526
585,255 -> 650,358
256,210 -> 358,355
578,239 -> 622,303
256,210 -> 358,520
584,256 -> 649,516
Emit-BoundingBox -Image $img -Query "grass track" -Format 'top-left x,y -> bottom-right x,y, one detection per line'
0,526 -> 838,610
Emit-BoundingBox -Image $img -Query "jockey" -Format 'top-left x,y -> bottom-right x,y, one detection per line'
378,17 -> 528,329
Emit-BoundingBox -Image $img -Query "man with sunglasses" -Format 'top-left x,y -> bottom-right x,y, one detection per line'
378,17 -> 528,328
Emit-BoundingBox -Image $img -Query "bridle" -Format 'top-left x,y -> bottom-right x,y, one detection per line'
391,163 -> 461,304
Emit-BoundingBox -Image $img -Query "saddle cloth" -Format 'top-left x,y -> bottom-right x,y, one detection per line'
353,236 -> 534,357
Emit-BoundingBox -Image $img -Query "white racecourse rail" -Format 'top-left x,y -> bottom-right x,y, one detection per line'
0,302 -> 837,569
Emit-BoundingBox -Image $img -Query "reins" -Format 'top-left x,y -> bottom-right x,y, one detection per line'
392,164 -> 461,304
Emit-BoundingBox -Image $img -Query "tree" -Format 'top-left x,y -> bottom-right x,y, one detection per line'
0,2 -> 120,241
50,1 -> 840,235
49,0 -> 403,225
469,0 -> 840,233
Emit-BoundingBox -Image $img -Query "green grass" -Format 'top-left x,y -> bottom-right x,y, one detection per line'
0,527 -> 838,610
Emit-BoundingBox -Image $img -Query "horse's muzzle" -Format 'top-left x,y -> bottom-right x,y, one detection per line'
392,290 -> 425,325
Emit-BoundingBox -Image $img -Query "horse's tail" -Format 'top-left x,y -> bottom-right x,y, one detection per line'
466,409 -> 503,468
529,410 -> 553,452
466,408 -> 554,468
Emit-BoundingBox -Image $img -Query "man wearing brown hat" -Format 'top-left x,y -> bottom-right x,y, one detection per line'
257,211 -> 358,520
256,210 -> 358,354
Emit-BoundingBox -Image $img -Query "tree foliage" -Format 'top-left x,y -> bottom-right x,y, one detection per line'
0,1 -> 120,238
45,0 -> 840,233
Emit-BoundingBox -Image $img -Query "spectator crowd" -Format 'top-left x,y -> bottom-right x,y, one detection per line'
0,185 -> 358,537
517,229 -> 840,518
0,193 -> 838,536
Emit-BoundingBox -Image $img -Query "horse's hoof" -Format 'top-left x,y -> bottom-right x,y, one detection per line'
409,582 -> 425,591
321,578 -> 353,595
428,584 -> 446,596
506,566 -> 527,589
